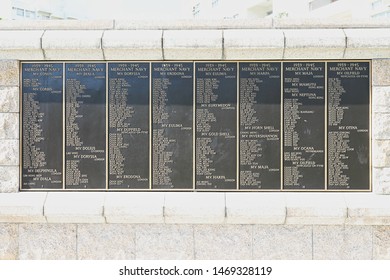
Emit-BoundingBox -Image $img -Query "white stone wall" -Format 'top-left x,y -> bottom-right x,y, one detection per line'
0,19 -> 390,260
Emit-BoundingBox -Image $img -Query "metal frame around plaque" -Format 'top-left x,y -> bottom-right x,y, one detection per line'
20,60 -> 372,192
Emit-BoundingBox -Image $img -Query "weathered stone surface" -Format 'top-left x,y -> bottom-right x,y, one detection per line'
285,193 -> 347,225
0,20 -> 114,30
0,61 -> 18,87
0,113 -> 18,139
253,225 -> 312,260
194,225 -> 252,260
42,30 -> 104,60
346,194 -> 390,225
19,224 -> 77,260
373,59 -> 390,86
373,167 -> 390,194
0,139 -> 19,165
373,113 -> 390,140
44,192 -> 105,223
104,192 -> 164,224
226,193 -> 285,224
135,224 -> 194,260
163,30 -> 222,60
0,224 -> 18,260
164,193 -> 225,224
372,87 -> 390,113
77,224 -> 135,260
224,29 -> 284,59
373,226 -> 390,259
0,87 -> 18,113
0,30 -> 44,60
284,29 -> 345,59
0,193 -> 46,222
103,30 -> 163,60
273,18 -> 390,29
373,140 -> 390,168
344,28 -> 390,59
0,166 -> 19,193
313,225 -> 372,260
115,19 -> 273,30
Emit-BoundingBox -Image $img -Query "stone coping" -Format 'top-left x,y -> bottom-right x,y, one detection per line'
1,192 -> 390,225
0,27 -> 388,60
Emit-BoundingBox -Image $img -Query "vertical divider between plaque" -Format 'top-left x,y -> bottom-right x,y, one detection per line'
369,60 -> 372,191
106,62 -> 109,191
280,62 -> 284,191
236,62 -> 240,190
149,62 -> 152,190
193,62 -> 196,190
325,62 -> 328,190
63,62 -> 66,190
19,62 -> 23,191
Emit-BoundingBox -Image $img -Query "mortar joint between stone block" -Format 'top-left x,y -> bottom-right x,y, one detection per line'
282,30 -> 286,59
221,30 -> 225,60
41,30 -> 47,60
341,28 -> 347,59
101,30 -> 107,61
161,30 -> 165,61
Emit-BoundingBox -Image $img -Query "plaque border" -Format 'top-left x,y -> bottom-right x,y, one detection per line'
19,60 -> 372,192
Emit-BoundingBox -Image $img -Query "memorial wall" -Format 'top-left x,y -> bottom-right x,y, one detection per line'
21,61 -> 370,191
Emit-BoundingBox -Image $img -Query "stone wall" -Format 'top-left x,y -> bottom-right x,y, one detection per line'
0,19 -> 390,260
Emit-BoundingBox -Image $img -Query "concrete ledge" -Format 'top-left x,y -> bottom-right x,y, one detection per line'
42,30 -> 104,60
164,192 -> 225,224
284,29 -> 345,59
0,20 -> 114,30
286,193 -> 347,225
0,193 -> 46,223
44,193 -> 105,223
102,30 -> 163,60
345,29 -> 390,59
104,192 -> 164,223
163,30 -> 223,60
226,193 -> 285,224
0,31 -> 44,60
346,194 -> 390,225
274,18 -> 390,29
224,29 -> 284,59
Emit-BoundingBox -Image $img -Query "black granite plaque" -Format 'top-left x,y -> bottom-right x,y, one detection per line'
108,63 -> 149,189
22,63 -> 63,189
283,62 -> 325,190
152,62 -> 193,189
65,63 -> 106,189
239,62 -> 281,189
195,62 -> 237,189
327,62 -> 370,190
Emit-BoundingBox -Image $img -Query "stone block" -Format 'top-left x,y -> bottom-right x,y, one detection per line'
313,225 -> 372,260
0,61 -> 18,87
373,226 -> 390,259
135,224 -> 194,260
0,20 -> 114,30
0,113 -> 18,139
0,193 -> 46,222
285,193 -> 347,225
77,224 -> 135,260
19,224 -> 77,260
273,18 -> 390,29
104,192 -> 164,224
224,29 -> 284,59
0,139 -> 18,165
284,29 -> 345,59
42,30 -> 104,60
372,140 -> 390,168
373,113 -> 390,140
226,193 -> 286,224
0,224 -> 18,260
44,192 -> 105,223
103,30 -> 163,60
346,193 -> 390,225
0,87 -> 18,113
163,30 -> 222,60
0,166 -> 19,193
0,30 -> 44,60
373,59 -> 390,86
372,87 -> 390,113
115,19 -> 273,30
164,192 -> 225,224
373,167 -> 390,194
253,225 -> 312,260
344,29 -> 390,59
194,225 -> 252,260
